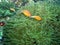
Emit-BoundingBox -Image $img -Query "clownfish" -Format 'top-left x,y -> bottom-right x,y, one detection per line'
21,10 -> 42,21
30,16 -> 42,21
21,10 -> 31,17
10,8 -> 15,12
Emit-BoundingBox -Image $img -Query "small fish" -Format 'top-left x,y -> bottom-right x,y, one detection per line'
30,16 -> 42,21
22,10 -> 31,17
10,8 -> 15,12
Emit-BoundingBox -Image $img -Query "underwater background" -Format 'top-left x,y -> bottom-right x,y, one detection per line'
0,0 -> 60,45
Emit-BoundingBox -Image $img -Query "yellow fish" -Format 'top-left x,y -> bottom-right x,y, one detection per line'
22,10 -> 31,17
10,8 -> 15,12
30,16 -> 42,21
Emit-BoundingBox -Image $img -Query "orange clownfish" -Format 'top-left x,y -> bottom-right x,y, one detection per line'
30,16 -> 42,21
22,10 -> 31,17
10,8 -> 15,12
